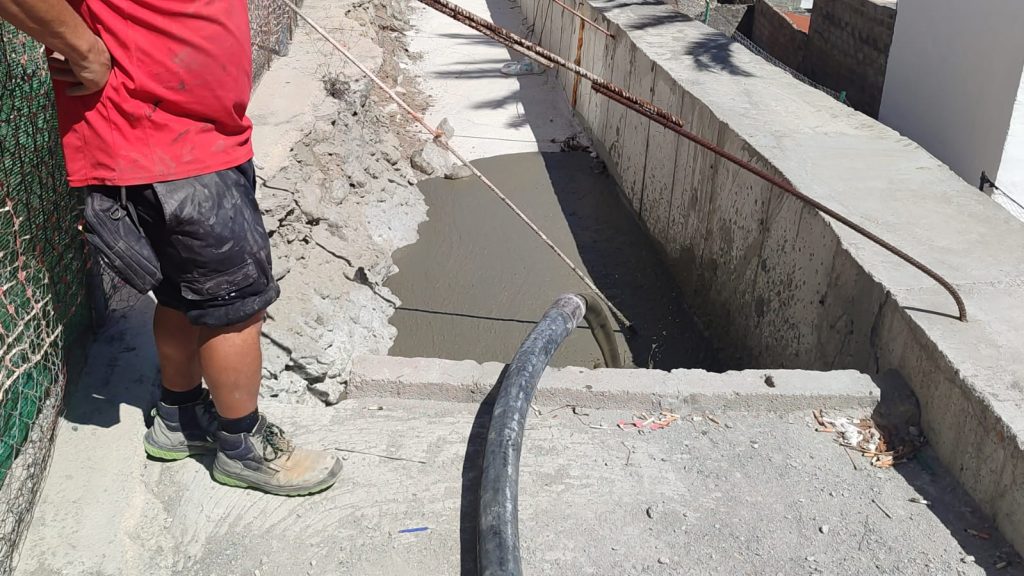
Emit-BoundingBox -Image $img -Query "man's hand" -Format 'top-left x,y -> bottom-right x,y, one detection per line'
47,35 -> 111,96
0,0 -> 112,95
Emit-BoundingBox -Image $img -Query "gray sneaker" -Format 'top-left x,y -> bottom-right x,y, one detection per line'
212,415 -> 342,496
143,391 -> 218,460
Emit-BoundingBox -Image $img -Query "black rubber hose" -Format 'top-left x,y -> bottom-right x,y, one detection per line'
478,294 -> 587,576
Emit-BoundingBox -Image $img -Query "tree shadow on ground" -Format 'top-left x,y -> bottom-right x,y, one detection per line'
595,0 -> 671,9
626,8 -> 693,31
687,31 -> 753,76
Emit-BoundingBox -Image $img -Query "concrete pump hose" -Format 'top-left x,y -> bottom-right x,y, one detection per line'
478,293 -> 622,576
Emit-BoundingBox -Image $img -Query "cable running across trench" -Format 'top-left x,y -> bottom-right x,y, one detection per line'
413,0 -> 968,323
278,0 -> 634,330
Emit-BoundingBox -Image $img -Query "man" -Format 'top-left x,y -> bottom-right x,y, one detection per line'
0,0 -> 342,495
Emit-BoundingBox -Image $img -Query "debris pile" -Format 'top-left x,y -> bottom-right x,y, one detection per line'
617,411 -> 681,431
255,0 -> 428,405
813,410 -> 925,468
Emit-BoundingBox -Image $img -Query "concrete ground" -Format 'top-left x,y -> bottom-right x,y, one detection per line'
407,0 -> 578,160
13,298 -> 1023,574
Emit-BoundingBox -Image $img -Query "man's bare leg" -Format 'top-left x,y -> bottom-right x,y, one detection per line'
153,305 -> 202,393
152,305 -> 262,419
193,311 -> 342,495
197,312 -> 263,420
144,305 -> 218,460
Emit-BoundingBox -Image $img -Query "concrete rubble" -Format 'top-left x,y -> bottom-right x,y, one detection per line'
249,0 -> 429,405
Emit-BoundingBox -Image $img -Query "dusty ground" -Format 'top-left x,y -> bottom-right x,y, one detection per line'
14,302 -> 1022,574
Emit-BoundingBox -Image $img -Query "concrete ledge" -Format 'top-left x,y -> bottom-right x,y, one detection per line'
349,355 -> 880,413
517,0 -> 1024,553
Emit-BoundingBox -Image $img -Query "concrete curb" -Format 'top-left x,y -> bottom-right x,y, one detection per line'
348,355 -> 880,413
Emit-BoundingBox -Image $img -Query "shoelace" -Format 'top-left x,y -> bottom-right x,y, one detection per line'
261,422 -> 294,461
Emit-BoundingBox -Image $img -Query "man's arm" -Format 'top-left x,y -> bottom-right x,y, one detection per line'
0,0 -> 110,95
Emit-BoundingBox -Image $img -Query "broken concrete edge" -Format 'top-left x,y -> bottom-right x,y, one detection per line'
347,355 -> 879,414
244,0 -> 429,407
515,0 -> 1024,554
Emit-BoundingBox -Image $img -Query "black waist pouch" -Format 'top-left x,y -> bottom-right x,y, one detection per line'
83,187 -> 163,294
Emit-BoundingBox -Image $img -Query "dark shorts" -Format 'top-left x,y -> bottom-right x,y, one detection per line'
82,161 -> 280,327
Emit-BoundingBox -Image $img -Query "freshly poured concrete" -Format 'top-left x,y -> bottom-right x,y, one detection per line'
401,0 -> 719,368
386,151 -> 714,369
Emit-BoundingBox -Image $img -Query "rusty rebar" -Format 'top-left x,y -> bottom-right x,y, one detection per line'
417,0 -> 968,322
593,85 -> 967,322
570,6 -> 586,108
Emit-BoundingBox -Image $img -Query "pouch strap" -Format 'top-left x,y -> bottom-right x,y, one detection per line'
119,186 -> 144,232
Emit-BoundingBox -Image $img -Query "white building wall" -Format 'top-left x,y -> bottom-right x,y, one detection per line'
878,0 -> 1024,187
995,75 -> 1024,220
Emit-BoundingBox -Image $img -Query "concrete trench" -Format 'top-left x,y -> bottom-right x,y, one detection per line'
488,0 -> 1024,558
384,0 -> 1024,561
12,0 -> 1024,572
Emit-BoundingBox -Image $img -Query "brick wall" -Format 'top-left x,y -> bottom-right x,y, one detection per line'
802,0 -> 896,116
750,0 -> 808,71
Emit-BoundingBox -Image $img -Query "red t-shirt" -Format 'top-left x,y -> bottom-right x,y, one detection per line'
55,0 -> 254,187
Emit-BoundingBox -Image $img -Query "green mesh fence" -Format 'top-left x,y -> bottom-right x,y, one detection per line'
0,21 -> 91,574
250,0 -> 299,87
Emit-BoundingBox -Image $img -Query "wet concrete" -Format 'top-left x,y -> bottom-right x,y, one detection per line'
386,151 -> 715,369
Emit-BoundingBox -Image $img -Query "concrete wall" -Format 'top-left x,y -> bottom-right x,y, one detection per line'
879,0 -> 1024,186
750,0 -> 807,71
802,0 -> 896,116
518,0 -> 1024,553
